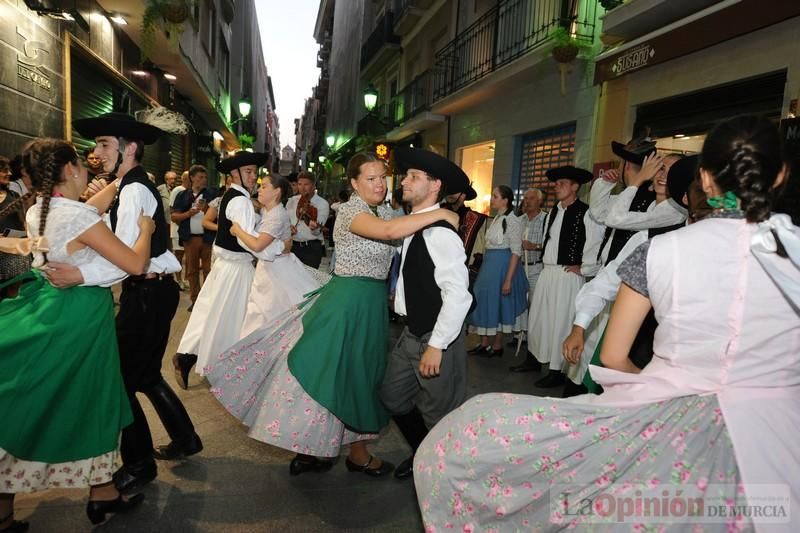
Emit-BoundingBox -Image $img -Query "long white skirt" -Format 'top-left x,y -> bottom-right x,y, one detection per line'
177,249 -> 255,375
240,253 -> 323,339
527,265 -> 584,371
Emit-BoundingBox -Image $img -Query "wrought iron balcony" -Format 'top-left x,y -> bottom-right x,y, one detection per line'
388,70 -> 432,125
432,0 -> 596,102
360,10 -> 402,74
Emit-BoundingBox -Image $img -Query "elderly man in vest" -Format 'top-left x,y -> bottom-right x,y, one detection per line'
380,147 -> 473,480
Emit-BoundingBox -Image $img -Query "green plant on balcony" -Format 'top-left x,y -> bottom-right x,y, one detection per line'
141,0 -> 196,61
600,0 -> 624,11
238,133 -> 255,150
549,27 -> 593,64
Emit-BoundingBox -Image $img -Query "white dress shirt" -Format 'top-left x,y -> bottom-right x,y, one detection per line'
394,205 -> 472,350
485,213 -> 523,256
216,183 -> 284,261
79,181 -> 181,286
541,202 -> 604,277
604,185 -> 686,231
286,193 -> 330,242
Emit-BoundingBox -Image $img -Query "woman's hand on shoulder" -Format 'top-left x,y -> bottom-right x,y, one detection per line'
138,210 -> 155,235
438,208 -> 459,229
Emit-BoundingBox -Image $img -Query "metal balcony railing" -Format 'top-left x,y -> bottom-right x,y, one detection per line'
388,70 -> 432,125
432,0 -> 596,101
360,11 -> 402,70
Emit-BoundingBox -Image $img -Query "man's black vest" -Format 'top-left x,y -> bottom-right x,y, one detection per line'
214,187 -> 248,253
541,199 -> 589,266
598,182 -> 655,265
402,220 -> 458,338
110,165 -> 168,257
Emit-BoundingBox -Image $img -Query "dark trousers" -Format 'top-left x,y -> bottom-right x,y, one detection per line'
183,235 -> 212,302
116,276 -> 180,466
292,239 -> 323,268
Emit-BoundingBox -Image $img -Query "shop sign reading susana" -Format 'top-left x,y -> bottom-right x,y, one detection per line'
611,44 -> 655,77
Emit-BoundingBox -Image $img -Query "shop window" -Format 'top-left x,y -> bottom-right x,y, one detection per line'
516,123 -> 576,211
655,134 -> 705,155
460,141 -> 496,215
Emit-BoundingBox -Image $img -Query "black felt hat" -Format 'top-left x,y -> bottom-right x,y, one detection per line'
394,147 -> 470,196
216,151 -> 269,174
666,154 -> 698,210
464,183 -> 478,201
611,136 -> 657,166
545,165 -> 594,185
72,112 -> 164,144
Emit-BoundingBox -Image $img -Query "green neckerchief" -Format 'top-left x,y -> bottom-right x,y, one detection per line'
706,190 -> 739,210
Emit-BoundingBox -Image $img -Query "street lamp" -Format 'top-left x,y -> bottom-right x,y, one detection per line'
238,99 -> 251,118
363,84 -> 378,112
325,134 -> 335,148
318,155 -> 326,163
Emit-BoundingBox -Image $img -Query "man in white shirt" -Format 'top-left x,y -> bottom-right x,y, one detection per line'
168,171 -> 188,289
380,147 -> 472,480
48,111 -> 201,494
527,166 -> 604,388
286,171 -> 329,268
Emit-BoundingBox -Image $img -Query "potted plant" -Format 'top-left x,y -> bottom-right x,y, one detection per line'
141,0 -> 195,61
238,133 -> 255,151
549,27 -> 593,64
600,0 -> 624,11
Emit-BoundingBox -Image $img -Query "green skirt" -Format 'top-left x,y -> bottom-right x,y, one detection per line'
288,275 -> 390,433
582,329 -> 605,394
0,271 -> 132,463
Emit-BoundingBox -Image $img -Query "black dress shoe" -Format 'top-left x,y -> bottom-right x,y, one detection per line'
509,356 -> 542,373
534,371 -> 566,388
468,345 -> 489,355
394,456 -> 414,480
86,493 -> 144,525
173,353 -> 197,390
479,347 -> 503,358
289,455 -> 334,476
112,462 -> 157,495
153,432 -> 203,460
345,455 -> 394,477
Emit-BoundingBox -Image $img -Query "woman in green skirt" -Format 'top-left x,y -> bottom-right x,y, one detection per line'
0,139 -> 156,530
207,152 -> 459,477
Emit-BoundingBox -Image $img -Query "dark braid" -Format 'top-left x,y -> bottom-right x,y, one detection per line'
20,139 -> 80,262
700,115 -> 782,223
0,192 -> 33,221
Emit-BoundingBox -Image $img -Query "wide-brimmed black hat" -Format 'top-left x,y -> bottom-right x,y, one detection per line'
394,147 -> 470,196
217,151 -> 269,174
464,183 -> 478,201
545,165 -> 593,185
611,136 -> 657,166
72,112 -> 164,144
666,154 -> 698,210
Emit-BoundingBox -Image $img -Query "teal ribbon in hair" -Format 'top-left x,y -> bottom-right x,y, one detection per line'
706,191 -> 739,210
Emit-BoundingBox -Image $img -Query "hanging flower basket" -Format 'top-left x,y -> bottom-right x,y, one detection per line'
161,0 -> 190,24
552,45 -> 579,64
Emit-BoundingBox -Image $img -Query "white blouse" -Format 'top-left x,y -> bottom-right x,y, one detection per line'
485,212 -> 523,257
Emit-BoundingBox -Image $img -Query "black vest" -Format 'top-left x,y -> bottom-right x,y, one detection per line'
214,187 -> 248,253
598,182 -> 655,265
110,166 -> 168,258
402,220 -> 458,338
541,199 -> 589,266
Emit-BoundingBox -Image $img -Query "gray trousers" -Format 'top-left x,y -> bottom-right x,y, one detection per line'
380,327 -> 468,428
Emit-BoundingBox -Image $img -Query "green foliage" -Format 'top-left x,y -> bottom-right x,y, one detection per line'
140,0 -> 196,62
238,134 -> 255,150
549,27 -> 594,53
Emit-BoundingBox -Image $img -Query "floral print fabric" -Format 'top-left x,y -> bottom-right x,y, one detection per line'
0,448 -> 118,492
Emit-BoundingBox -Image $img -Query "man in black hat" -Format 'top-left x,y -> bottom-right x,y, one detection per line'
562,155 -> 695,395
45,111 -> 202,493
173,151 -> 285,387
526,166 -> 604,388
443,184 -> 487,284
380,147 -> 473,480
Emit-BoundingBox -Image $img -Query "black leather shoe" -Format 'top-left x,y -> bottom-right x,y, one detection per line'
289,455 -> 334,476
509,356 -> 542,373
394,456 -> 414,480
345,455 -> 394,477
153,432 -> 203,461
479,347 -> 503,358
173,353 -> 197,390
468,345 -> 489,355
112,462 -> 157,495
534,371 -> 566,388
86,493 -> 144,525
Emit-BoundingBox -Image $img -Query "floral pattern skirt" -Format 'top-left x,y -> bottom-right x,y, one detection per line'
414,393 -> 754,532
1,448 -> 118,492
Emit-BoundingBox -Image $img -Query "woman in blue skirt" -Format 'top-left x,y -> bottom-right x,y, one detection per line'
468,185 -> 528,357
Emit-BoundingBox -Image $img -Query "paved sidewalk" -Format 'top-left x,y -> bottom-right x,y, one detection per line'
15,283 -> 558,532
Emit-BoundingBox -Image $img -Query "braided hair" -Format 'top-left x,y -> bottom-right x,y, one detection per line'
20,139 -> 80,261
0,156 -> 33,224
495,185 -> 515,234
700,115 -> 783,223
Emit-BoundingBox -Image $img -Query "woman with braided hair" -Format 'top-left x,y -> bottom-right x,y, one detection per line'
0,139 -> 157,530
0,156 -> 32,299
413,115 -> 800,531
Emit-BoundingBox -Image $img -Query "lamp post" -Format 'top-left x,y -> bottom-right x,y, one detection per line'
363,84 -> 378,113
325,134 -> 335,149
